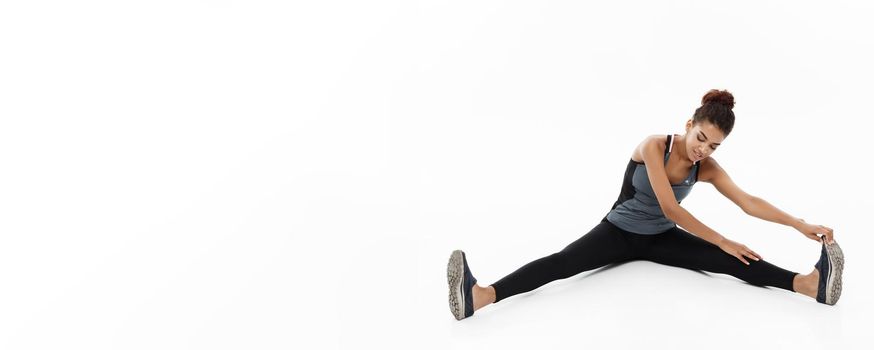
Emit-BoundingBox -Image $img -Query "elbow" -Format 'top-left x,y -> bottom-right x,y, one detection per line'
662,203 -> 682,222
741,196 -> 760,215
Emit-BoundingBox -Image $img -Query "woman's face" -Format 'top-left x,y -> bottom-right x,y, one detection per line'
684,120 -> 725,162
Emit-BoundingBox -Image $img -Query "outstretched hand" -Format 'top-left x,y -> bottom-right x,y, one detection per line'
717,238 -> 761,265
796,219 -> 835,245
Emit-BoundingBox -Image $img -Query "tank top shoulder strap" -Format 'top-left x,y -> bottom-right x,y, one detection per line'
663,134 -> 673,163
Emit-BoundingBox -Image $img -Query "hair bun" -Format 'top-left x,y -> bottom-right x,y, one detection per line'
701,89 -> 735,109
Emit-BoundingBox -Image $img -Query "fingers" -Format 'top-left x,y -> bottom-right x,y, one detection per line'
723,243 -> 760,266
819,225 -> 835,244
741,245 -> 760,261
749,250 -> 762,261
804,231 -> 821,242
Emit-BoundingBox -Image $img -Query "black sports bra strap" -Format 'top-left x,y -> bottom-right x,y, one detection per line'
662,134 -> 673,163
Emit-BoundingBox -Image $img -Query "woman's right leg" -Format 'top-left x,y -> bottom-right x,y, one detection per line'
487,220 -> 636,304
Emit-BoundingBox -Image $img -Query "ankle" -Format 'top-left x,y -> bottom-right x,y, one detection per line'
793,274 -> 812,298
473,285 -> 496,311
793,270 -> 819,298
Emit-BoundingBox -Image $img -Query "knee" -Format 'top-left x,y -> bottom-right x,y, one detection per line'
729,259 -> 772,285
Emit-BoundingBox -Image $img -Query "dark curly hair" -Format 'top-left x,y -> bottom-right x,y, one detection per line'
693,89 -> 735,136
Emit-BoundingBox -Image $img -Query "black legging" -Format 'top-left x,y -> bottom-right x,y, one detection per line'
490,218 -> 799,303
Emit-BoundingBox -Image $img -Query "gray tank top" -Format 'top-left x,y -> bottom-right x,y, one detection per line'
604,134 -> 700,235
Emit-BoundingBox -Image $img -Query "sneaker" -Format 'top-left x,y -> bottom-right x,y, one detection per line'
447,250 -> 477,320
814,241 -> 844,305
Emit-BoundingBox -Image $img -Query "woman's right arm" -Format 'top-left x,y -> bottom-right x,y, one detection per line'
638,136 -> 726,246
639,136 -> 760,265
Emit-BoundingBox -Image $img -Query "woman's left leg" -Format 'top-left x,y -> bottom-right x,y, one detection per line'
640,227 -> 799,292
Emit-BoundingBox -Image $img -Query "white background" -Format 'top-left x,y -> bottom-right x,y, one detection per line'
1,1 -> 872,349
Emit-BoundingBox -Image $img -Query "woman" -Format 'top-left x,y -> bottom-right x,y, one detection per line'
447,89 -> 845,321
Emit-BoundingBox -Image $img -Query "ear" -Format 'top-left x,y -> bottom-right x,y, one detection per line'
685,119 -> 694,133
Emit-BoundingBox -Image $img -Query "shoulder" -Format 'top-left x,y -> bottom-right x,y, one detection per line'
697,156 -> 726,183
632,134 -> 668,162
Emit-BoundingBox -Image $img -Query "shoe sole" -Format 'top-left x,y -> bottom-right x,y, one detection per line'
824,242 -> 844,305
447,250 -> 466,320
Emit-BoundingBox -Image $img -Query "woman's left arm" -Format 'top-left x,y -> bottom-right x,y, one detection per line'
701,158 -> 836,244
743,197 -> 835,244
